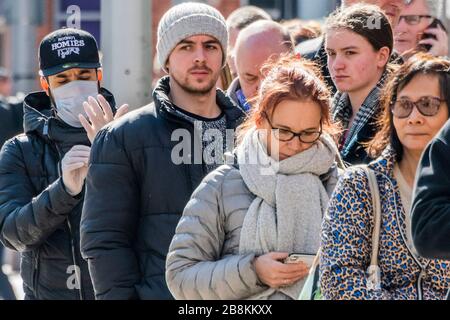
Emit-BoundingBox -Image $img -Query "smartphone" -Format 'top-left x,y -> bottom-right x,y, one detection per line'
419,18 -> 447,51
284,253 -> 315,267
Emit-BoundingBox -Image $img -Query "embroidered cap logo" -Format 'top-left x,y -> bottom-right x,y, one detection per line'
51,36 -> 85,59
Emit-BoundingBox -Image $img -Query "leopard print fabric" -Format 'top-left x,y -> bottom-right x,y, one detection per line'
320,148 -> 449,300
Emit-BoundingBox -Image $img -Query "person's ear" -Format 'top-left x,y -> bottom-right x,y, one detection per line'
255,115 -> 266,129
377,47 -> 391,69
97,68 -> 103,82
40,77 -> 49,96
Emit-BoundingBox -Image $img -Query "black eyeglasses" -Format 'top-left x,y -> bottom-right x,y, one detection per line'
264,113 -> 322,144
398,15 -> 434,25
391,96 -> 445,119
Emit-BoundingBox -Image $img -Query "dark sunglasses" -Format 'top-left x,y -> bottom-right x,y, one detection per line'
391,96 -> 445,119
263,113 -> 322,144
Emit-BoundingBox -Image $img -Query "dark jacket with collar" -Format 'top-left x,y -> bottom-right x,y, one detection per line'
296,36 -> 336,94
0,97 -> 23,300
331,68 -> 391,166
331,91 -> 381,166
227,77 -> 241,108
80,76 -> 245,300
0,97 -> 23,148
0,88 -> 115,300
412,119 -> 450,263
227,78 -> 249,112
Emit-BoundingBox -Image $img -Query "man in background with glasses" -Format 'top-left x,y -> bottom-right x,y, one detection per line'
394,0 -> 448,58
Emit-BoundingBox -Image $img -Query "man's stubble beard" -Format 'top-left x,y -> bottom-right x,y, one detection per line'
172,70 -> 220,96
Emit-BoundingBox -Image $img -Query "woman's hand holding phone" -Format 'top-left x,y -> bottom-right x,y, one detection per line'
253,252 -> 309,289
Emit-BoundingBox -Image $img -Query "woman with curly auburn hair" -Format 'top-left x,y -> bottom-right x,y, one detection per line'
321,52 -> 450,300
166,55 -> 341,300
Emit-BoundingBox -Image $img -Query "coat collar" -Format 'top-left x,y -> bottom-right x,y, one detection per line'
23,88 -> 116,155
368,146 -> 396,177
333,69 -> 390,161
23,88 -> 116,136
153,76 -> 245,128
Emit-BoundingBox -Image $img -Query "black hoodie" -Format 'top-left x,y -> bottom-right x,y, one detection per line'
0,88 -> 115,300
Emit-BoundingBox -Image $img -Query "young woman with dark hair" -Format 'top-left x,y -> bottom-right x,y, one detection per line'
326,4 -> 394,165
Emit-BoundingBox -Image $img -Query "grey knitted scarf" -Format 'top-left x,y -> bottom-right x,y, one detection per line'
236,127 -> 337,300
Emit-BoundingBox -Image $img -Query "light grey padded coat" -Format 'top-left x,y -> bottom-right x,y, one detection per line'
166,163 -> 339,300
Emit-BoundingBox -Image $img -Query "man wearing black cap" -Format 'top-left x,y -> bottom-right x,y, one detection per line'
0,28 -> 127,300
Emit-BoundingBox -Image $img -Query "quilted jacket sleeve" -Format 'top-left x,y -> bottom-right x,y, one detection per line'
0,137 -> 81,252
80,128 -> 140,300
166,166 -> 266,300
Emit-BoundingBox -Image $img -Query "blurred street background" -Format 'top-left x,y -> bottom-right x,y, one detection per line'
1,0 -> 450,301
0,0 -> 344,110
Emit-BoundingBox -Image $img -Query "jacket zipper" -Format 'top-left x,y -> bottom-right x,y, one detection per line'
163,112 -> 208,185
33,249 -> 40,299
417,269 -> 425,300
51,133 -> 84,300
32,139 -> 47,300
66,219 -> 84,300
381,172 -> 429,300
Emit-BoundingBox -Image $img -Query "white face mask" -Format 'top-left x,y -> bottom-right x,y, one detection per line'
51,80 -> 99,128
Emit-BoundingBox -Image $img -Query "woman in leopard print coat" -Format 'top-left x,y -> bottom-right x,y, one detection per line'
320,54 -> 450,300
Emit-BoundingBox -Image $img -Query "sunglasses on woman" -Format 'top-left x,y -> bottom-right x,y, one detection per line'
391,96 -> 445,119
264,113 -> 322,144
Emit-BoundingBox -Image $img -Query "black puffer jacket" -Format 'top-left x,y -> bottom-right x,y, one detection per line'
80,76 -> 245,300
0,97 -> 23,148
296,36 -> 336,94
412,119 -> 450,261
0,89 -> 115,300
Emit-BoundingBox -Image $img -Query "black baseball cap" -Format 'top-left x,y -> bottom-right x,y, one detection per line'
39,28 -> 101,77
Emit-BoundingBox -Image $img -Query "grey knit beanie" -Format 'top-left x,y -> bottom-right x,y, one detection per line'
157,2 -> 228,72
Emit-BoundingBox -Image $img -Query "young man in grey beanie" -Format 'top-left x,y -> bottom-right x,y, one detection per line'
80,2 -> 245,300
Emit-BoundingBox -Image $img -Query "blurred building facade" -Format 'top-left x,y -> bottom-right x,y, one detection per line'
0,0 -> 338,107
